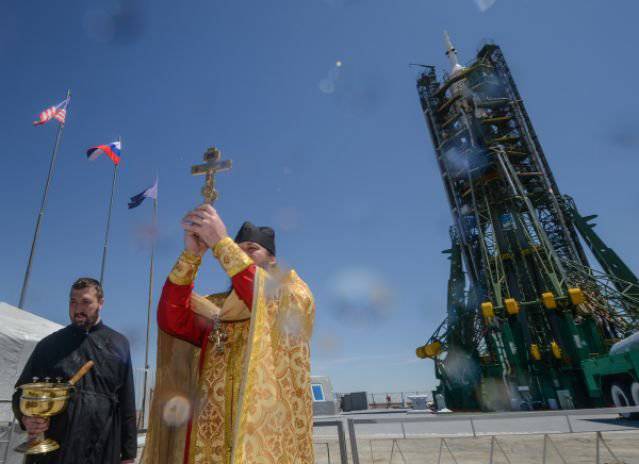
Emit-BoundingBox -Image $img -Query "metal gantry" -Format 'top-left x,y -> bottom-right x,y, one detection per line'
415,36 -> 639,410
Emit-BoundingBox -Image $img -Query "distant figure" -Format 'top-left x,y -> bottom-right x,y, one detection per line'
386,394 -> 392,408
13,277 -> 137,464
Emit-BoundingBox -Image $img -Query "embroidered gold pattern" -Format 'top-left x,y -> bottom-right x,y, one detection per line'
142,269 -> 315,464
193,316 -> 249,464
232,269 -> 315,464
212,237 -> 253,278
168,250 -> 202,285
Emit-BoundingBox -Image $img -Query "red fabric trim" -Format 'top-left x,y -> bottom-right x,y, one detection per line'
183,417 -> 192,464
183,328 -> 211,464
159,268 -> 253,463
157,279 -> 208,347
231,264 -> 256,309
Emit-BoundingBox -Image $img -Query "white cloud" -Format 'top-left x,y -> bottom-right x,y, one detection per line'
474,0 -> 496,12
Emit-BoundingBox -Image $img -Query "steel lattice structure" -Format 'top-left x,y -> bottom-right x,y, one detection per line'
415,36 -> 639,410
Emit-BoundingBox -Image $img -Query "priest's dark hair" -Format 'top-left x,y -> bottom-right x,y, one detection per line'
70,277 -> 104,301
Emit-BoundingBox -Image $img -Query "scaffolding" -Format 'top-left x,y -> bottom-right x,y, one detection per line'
415,38 -> 639,410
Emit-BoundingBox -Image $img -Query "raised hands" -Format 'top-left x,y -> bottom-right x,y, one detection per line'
182,204 -> 229,251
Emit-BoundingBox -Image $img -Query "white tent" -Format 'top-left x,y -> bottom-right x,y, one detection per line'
0,301 -> 63,463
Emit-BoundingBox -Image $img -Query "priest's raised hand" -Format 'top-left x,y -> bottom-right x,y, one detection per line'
181,214 -> 208,257
181,204 -> 229,248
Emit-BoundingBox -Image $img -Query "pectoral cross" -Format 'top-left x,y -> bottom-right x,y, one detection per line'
209,316 -> 228,354
190,147 -> 232,204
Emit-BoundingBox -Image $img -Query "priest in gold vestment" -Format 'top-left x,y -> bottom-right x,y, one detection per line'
141,205 -> 315,464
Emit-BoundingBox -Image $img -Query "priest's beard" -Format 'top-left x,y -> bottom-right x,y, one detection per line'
72,312 -> 99,332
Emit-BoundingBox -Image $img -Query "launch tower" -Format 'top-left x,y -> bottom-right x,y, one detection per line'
415,35 -> 639,410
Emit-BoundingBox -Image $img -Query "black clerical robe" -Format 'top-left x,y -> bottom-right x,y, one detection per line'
12,321 -> 137,464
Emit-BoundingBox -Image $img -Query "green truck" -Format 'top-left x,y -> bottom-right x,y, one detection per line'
571,200 -> 639,416
582,332 -> 639,417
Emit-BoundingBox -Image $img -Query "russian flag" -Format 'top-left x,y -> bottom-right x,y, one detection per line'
87,141 -> 121,165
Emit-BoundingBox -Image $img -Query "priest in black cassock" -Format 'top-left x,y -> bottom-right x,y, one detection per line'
12,278 -> 137,464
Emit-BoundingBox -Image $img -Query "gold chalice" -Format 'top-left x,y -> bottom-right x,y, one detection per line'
14,381 -> 75,454
15,360 -> 94,455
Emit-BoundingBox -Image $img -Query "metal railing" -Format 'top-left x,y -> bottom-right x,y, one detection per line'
334,391 -> 431,411
363,431 -> 628,464
345,405 -> 639,464
365,391 -> 430,409
4,401 -> 638,464
314,420 -> 348,464
0,400 -> 16,464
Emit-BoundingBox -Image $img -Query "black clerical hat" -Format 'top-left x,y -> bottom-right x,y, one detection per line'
234,222 -> 276,256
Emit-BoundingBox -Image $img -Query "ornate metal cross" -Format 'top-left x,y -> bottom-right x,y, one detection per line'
209,317 -> 228,354
190,147 -> 232,204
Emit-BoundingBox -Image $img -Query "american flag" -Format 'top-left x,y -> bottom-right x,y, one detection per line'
33,97 -> 69,126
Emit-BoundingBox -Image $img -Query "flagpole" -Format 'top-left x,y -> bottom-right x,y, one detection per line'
18,89 -> 72,310
140,193 -> 157,428
99,136 -> 120,286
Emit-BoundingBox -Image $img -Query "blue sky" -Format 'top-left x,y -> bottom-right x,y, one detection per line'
1,0 -> 638,394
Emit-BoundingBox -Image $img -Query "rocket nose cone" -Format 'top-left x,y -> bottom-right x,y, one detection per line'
444,31 -> 454,53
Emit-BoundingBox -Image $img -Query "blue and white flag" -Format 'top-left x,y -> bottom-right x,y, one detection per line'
128,178 -> 158,209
